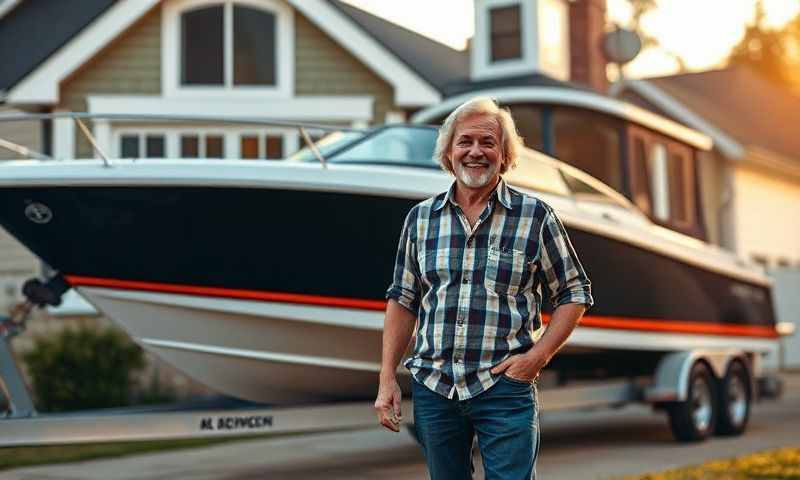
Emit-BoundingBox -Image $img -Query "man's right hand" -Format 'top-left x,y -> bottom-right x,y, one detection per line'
374,376 -> 403,432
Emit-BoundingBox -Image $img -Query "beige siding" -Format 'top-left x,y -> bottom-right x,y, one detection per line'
0,105 -> 43,160
60,7 -> 161,157
295,11 -> 395,124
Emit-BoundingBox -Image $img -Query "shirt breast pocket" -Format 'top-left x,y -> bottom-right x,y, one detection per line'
485,247 -> 536,296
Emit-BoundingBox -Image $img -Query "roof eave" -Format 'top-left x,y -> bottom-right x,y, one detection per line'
610,79 -> 745,160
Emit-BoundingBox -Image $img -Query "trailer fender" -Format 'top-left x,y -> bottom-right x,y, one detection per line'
645,350 -> 745,402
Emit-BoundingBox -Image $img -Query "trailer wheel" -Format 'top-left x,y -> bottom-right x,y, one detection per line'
715,360 -> 751,436
667,362 -> 718,442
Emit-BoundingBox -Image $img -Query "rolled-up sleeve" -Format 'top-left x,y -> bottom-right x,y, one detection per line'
385,208 -> 420,313
538,205 -> 594,309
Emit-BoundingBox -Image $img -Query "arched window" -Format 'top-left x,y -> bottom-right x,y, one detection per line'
181,3 -> 277,86
164,0 -> 293,97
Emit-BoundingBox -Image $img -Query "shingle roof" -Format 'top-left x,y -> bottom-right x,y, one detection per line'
441,72 -> 591,98
329,0 -> 468,92
646,66 -> 800,161
0,0 -> 118,92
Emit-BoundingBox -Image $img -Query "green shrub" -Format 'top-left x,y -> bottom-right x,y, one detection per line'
22,326 -> 145,412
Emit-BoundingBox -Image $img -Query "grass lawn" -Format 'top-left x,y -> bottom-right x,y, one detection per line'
619,447 -> 800,480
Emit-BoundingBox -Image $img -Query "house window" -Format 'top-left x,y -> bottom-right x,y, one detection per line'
627,126 -> 701,238
179,133 -> 226,158
238,133 -> 284,159
490,5 -> 522,62
120,135 -> 139,158
240,135 -> 259,159
118,133 -> 166,159
180,3 -> 277,87
181,6 -> 224,85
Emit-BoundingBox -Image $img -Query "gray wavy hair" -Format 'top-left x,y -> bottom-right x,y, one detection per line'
433,96 -> 523,175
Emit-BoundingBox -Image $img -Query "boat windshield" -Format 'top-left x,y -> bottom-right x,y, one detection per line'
289,125 -> 439,168
286,131 -> 366,162
289,125 -> 639,214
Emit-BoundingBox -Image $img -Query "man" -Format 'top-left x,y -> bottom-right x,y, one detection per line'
374,97 -> 594,479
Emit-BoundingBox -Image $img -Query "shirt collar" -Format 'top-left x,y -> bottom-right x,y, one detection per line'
433,178 -> 513,212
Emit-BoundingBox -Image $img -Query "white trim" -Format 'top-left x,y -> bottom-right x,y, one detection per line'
91,119 -> 112,160
87,95 -> 374,122
569,325 -> 778,354
384,111 -> 406,124
471,0 -> 569,82
286,0 -> 440,107
141,338 -> 382,372
162,0 -> 295,99
411,86 -> 713,150
110,126 -> 299,159
609,79 -> 745,159
6,0 -> 161,104
0,0 -> 22,20
0,159 -> 769,285
52,110 -> 75,160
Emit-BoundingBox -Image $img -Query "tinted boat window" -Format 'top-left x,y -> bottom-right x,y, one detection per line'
553,107 -> 623,192
329,127 -> 439,168
286,131 -> 365,162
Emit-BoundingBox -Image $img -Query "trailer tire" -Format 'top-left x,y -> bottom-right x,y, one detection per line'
715,360 -> 751,436
667,361 -> 718,442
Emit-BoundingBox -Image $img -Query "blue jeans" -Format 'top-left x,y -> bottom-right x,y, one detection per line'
412,376 -> 540,480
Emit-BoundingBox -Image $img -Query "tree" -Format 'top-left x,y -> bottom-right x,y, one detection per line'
623,0 -> 688,71
727,1 -> 800,89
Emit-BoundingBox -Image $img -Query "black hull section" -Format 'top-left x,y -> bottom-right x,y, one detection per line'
0,186 -> 776,331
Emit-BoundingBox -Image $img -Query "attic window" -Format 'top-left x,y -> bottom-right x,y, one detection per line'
181,3 -> 277,86
490,5 -> 522,62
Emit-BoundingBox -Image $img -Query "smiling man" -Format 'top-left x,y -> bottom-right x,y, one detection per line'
375,97 -> 594,479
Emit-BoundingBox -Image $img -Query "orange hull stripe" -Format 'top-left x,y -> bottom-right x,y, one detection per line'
64,275 -> 387,311
66,275 -> 778,339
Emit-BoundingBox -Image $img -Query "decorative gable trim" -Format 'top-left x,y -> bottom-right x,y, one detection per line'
6,0 -> 441,107
6,0 -> 161,104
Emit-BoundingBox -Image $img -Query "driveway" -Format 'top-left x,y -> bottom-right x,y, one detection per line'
3,373 -> 799,480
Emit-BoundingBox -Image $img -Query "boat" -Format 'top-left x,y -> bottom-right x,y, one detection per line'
0,119 -> 779,405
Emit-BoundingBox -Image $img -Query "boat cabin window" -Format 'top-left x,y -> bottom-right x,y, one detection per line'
628,125 -> 701,238
552,107 -> 624,193
511,105 -> 545,152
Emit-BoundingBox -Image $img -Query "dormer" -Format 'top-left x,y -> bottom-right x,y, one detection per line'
471,0 -> 571,82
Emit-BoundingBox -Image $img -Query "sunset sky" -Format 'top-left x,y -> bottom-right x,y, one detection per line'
341,0 -> 800,79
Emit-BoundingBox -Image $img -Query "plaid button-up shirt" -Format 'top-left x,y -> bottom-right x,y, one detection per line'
386,179 -> 594,400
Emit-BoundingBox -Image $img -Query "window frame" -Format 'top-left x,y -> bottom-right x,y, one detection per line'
489,5 -> 522,63
162,0 -> 294,99
626,125 -> 703,239
112,127 -> 299,159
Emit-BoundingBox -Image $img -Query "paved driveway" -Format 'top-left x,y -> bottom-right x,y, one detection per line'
3,374 -> 799,480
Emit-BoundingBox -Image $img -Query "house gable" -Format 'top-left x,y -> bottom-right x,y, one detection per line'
6,0 -> 440,108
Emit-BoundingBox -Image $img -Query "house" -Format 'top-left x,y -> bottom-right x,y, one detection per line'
610,67 -> 800,271
0,0 -> 470,315
611,66 -> 800,369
